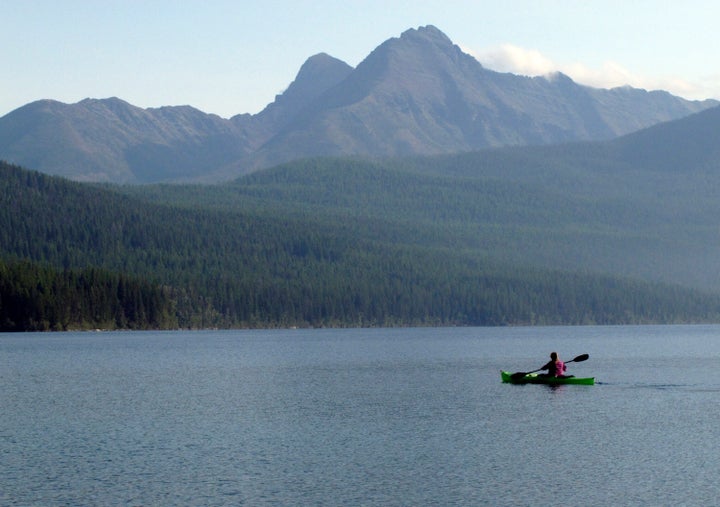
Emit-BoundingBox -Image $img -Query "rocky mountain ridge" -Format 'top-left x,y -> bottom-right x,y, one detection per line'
0,25 -> 716,183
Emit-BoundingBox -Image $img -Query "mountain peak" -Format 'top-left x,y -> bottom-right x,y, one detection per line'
391,25 -> 458,56
289,53 -> 353,97
240,52 -> 354,139
347,25 -> 467,90
542,71 -> 575,83
266,52 -> 352,111
79,96 -> 129,106
399,25 -> 452,44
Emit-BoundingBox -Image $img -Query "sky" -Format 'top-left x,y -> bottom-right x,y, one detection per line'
3,0 -> 719,119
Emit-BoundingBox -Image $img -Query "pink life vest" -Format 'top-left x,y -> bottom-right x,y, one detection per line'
549,360 -> 566,377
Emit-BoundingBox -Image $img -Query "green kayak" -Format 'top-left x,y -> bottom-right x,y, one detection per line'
501,370 -> 595,385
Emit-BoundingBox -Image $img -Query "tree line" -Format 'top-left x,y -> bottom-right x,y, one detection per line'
0,258 -> 176,331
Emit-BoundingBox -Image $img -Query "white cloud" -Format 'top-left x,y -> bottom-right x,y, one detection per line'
464,44 -> 718,101
662,73 -> 720,101
467,44 -> 556,76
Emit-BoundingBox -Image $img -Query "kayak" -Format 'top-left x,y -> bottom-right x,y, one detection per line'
501,370 -> 595,385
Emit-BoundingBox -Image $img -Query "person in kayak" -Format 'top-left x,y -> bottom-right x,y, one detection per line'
540,352 -> 568,378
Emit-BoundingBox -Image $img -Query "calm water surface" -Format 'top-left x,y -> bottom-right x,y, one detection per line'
1,326 -> 720,506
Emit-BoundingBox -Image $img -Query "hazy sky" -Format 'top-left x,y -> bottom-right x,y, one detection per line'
3,0 -> 719,118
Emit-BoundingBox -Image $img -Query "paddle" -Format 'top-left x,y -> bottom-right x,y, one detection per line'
510,353 -> 589,380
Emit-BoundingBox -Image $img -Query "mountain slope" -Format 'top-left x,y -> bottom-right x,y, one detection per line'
218,103 -> 720,292
4,159 -> 720,328
607,104 -> 720,172
232,52 -> 354,147
0,25 -> 716,183
0,98 -> 251,183
98,105 -> 720,295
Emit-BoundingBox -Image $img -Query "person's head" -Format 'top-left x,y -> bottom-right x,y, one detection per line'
550,352 -> 558,361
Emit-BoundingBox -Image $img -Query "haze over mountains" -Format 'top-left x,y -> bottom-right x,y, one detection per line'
0,25 -> 717,184
4,25 -> 720,329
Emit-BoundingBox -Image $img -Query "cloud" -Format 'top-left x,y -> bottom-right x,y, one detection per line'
468,44 -> 556,76
662,73 -> 720,101
564,60 -> 634,88
465,44 -> 718,101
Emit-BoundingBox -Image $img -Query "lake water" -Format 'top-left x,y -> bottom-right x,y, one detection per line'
1,325 -> 719,506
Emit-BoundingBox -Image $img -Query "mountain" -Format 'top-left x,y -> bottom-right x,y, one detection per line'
0,25 -> 717,183
233,52 -> 354,147
239,26 -> 716,172
111,103 -> 720,295
0,98 -> 251,183
4,94 -> 720,327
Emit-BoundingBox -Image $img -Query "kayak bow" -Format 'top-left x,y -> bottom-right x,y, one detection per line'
501,370 -> 595,385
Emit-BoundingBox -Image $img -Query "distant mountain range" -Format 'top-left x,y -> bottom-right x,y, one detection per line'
1,25 -> 717,183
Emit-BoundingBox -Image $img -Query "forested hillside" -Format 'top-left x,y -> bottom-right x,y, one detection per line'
127,150 -> 720,292
3,159 -> 720,330
0,259 -> 176,331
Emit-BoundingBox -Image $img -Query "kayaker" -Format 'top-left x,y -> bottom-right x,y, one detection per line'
540,352 -> 567,377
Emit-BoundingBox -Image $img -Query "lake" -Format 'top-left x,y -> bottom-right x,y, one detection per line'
1,325 -> 719,506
